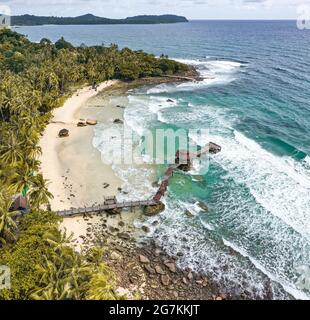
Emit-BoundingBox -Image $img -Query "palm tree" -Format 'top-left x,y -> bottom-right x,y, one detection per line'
28,174 -> 54,209
31,230 -> 85,300
0,132 -> 24,165
85,264 -> 118,300
0,195 -> 18,245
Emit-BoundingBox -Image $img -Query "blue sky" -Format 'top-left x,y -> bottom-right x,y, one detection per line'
1,0 -> 309,19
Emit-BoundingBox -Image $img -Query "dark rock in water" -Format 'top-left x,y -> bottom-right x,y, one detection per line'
184,210 -> 194,218
193,175 -> 204,182
144,202 -> 165,216
142,226 -> 151,233
167,99 -> 174,103
114,118 -> 123,124
152,220 -> 160,226
209,142 -> 222,154
178,163 -> 192,172
152,181 -> 160,188
59,129 -> 69,138
198,201 -> 209,212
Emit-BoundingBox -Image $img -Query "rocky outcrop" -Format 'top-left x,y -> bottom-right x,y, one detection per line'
198,201 -> 209,212
106,208 -> 121,215
139,255 -> 150,264
144,202 -> 165,216
178,163 -> 192,172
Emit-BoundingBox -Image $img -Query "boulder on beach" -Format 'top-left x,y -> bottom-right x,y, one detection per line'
106,208 -> 121,215
144,202 -> 165,216
77,121 -> 87,127
139,255 -> 150,264
114,118 -> 123,124
86,119 -> 98,125
58,129 -> 69,138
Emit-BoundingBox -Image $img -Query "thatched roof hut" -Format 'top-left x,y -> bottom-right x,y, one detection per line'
10,196 -> 27,212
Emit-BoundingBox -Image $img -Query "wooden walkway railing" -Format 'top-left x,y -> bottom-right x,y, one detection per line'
57,142 -> 222,217
58,200 -> 157,217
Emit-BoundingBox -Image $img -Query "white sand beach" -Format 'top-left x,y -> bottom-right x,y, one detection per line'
39,80 -> 157,250
40,80 -> 123,212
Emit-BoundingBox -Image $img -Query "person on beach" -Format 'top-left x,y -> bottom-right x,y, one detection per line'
92,81 -> 97,91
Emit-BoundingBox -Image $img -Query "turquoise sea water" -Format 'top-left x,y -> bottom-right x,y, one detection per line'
17,21 -> 310,299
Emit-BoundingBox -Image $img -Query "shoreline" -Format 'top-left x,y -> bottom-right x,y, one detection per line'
39,80 -> 123,213
39,74 -> 231,300
39,74 -> 200,213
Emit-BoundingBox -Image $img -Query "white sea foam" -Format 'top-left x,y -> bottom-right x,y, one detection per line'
153,201 -> 271,299
147,58 -> 245,94
222,239 -> 310,300
304,155 -> 310,168
124,95 -> 179,134
152,191 -> 310,299
92,58 -> 310,299
190,129 -> 310,240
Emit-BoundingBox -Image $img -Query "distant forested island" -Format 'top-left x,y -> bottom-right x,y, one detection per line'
11,14 -> 188,26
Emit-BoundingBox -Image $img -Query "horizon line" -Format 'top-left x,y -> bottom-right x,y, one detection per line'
8,14 -> 298,21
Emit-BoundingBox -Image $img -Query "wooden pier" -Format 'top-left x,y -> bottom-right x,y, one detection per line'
58,200 -> 157,217
57,142 -> 221,217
